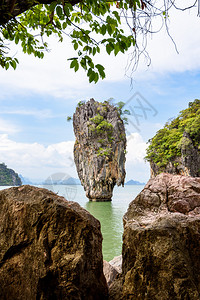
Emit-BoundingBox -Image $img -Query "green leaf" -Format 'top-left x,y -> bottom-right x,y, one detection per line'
101,24 -> 107,35
14,34 -> 19,45
112,11 -> 121,23
10,60 -> 17,70
5,62 -> 9,70
56,6 -> 63,18
92,47 -> 96,55
94,72 -> 99,83
96,64 -> 105,79
107,24 -> 113,35
74,61 -> 79,72
74,42 -> 78,50
106,43 -> 114,55
63,22 -> 68,30
114,43 -> 120,56
87,68 -> 93,77
70,59 -> 77,68
49,2 -> 57,12
89,71 -> 96,83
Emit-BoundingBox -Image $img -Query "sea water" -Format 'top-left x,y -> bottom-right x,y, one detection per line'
0,184 -> 144,261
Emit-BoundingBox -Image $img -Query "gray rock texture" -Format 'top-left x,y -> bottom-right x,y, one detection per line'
73,99 -> 126,201
103,260 -> 119,288
109,255 -> 122,274
103,255 -> 122,288
111,173 -> 200,299
0,185 -> 108,300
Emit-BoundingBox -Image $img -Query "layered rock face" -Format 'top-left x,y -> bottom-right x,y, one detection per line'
150,132 -> 200,178
0,185 -> 108,300
119,173 -> 200,299
73,99 -> 126,201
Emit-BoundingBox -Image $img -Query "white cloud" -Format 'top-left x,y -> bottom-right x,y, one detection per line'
126,132 -> 147,163
138,7 -> 200,76
0,119 -> 20,133
0,134 -> 76,180
0,132 -> 150,182
125,132 -> 150,182
0,108 -> 60,119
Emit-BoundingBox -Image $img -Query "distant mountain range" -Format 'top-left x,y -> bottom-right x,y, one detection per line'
20,175 -> 81,185
125,179 -> 145,185
20,175 -> 145,186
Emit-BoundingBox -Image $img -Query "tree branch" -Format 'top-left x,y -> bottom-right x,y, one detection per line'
0,0 -> 80,26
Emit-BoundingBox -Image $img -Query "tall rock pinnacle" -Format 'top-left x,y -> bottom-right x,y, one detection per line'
73,99 -> 126,201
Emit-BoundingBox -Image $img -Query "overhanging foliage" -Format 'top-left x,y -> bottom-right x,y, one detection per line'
0,0 -> 199,82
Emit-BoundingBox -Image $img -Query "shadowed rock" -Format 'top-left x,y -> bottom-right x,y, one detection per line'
0,185 -> 108,300
73,99 -> 126,201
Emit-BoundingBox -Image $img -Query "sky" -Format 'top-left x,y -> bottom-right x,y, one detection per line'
0,3 -> 200,184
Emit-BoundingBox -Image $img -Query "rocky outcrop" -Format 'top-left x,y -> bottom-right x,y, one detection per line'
113,173 -> 200,299
150,132 -> 200,178
0,185 -> 108,300
0,163 -> 22,186
146,100 -> 200,178
73,99 -> 126,201
179,131 -> 200,177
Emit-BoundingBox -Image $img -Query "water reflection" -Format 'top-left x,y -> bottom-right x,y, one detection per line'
85,201 -> 123,261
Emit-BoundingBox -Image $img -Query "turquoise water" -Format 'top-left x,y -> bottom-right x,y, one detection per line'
0,184 -> 144,261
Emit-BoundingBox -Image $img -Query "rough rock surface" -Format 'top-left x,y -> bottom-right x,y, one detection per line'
73,99 -> 126,201
109,255 -> 122,274
0,185 -> 108,300
120,173 -> 200,299
150,132 -> 200,178
103,260 -> 119,287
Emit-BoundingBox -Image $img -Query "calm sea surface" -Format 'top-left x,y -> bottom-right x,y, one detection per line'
0,184 -> 144,261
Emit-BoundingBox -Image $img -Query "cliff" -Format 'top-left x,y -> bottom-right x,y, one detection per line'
0,163 -> 22,186
145,99 -> 200,177
73,99 -> 126,201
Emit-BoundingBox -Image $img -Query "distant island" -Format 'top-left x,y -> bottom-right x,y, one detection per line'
20,175 -> 145,186
125,179 -> 145,185
0,163 -> 22,186
43,177 -> 81,185
20,175 -> 81,186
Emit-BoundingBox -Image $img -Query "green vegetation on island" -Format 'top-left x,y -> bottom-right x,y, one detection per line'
0,163 -> 22,186
145,99 -> 200,171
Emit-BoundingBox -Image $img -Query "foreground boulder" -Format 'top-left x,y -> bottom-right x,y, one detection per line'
73,99 -> 126,201
120,173 -> 200,299
0,185 -> 108,300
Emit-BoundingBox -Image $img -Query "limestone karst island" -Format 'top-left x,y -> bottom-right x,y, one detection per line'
0,99 -> 200,299
73,98 -> 126,202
